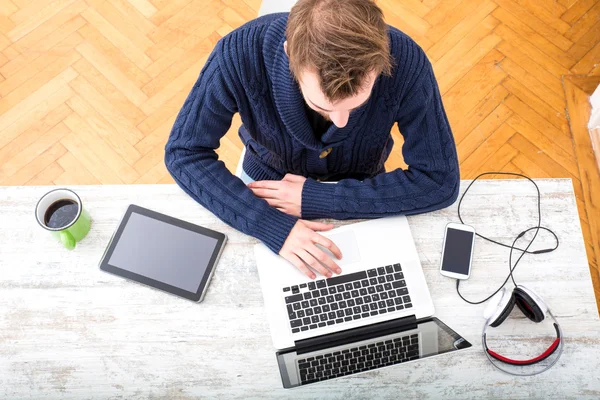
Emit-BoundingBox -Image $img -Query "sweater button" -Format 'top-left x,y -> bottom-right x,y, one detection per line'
319,147 -> 332,158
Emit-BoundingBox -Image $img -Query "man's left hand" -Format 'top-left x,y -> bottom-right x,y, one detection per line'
248,174 -> 306,217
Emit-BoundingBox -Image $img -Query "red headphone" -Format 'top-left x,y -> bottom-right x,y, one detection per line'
482,285 -> 563,375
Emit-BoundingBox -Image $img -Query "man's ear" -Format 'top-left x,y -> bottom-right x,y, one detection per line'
284,40 -> 288,56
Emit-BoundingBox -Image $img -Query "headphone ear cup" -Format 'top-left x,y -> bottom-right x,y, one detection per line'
514,287 -> 545,323
489,293 -> 516,328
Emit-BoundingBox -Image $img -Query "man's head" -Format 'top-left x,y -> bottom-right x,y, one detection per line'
285,0 -> 392,128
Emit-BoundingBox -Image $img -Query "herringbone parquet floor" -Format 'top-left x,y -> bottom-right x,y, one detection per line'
1,0 -> 599,303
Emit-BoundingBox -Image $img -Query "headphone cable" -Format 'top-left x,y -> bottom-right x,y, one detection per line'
455,172 -> 559,304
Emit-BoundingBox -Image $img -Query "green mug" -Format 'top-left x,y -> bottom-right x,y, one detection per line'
35,188 -> 92,250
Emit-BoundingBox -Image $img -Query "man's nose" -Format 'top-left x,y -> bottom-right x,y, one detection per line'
329,111 -> 349,128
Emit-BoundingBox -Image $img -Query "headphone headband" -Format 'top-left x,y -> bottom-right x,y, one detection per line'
483,322 -> 561,366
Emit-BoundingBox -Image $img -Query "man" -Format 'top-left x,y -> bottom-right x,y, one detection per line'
164,0 -> 459,280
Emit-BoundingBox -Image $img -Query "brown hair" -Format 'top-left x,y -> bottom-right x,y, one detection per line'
286,0 -> 393,101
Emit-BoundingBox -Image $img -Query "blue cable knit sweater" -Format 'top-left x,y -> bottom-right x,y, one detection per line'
164,13 -> 459,254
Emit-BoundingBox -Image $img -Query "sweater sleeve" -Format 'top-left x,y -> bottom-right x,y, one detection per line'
164,46 -> 298,254
301,58 -> 460,220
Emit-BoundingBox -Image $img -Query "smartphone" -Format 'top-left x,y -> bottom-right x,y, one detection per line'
439,223 -> 475,280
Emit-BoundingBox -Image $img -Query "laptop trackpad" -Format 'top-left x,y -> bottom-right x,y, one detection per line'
318,231 -> 361,266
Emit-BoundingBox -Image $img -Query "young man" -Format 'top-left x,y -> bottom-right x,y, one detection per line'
164,0 -> 459,280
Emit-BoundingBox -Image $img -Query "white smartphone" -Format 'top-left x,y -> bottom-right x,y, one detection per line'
439,222 -> 476,280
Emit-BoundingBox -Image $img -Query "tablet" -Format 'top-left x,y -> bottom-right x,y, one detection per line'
99,204 -> 227,302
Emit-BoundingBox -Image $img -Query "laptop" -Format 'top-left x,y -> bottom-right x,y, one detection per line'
254,216 -> 471,387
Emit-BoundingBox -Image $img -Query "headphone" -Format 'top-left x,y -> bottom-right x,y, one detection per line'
482,285 -> 563,375
455,172 -> 563,376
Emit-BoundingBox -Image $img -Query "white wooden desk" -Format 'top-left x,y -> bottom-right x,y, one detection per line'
1,179 -> 598,399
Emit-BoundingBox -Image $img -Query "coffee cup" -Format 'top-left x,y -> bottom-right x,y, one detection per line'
35,188 -> 92,250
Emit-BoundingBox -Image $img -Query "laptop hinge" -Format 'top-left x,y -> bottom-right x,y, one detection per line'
294,314 -> 418,355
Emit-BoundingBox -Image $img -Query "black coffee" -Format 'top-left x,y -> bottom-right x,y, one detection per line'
44,199 -> 78,229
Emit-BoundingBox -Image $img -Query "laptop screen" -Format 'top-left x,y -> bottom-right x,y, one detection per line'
276,317 -> 471,388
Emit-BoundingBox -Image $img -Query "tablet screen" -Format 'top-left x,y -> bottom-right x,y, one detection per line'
107,212 -> 219,293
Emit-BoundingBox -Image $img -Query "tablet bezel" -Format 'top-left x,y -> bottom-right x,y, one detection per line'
99,204 -> 227,302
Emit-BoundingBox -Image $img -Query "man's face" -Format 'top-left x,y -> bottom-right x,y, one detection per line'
297,69 -> 377,129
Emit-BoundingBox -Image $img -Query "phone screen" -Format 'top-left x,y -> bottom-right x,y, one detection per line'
441,228 -> 474,275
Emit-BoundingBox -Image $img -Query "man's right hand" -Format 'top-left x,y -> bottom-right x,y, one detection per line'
279,220 -> 343,279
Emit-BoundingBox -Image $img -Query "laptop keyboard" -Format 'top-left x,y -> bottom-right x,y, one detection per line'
297,333 -> 420,385
283,264 -> 412,334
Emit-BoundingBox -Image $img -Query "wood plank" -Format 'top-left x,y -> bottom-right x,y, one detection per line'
501,77 -> 570,135
0,85 -> 71,152
140,53 -> 207,115
76,24 -> 152,88
80,7 -> 153,69
132,144 -> 165,175
380,0 -> 431,18
514,0 -> 568,24
158,173 -> 175,184
1,141 -> 67,185
571,40 -> 600,75
568,19 -> 600,61
59,132 -> 125,184
148,0 -> 195,26
456,104 -> 513,161
68,74 -> 144,145
75,40 -> 149,108
65,95 -> 142,166
86,0 -> 155,50
492,6 -> 576,69
142,36 -> 214,96
435,17 -> 501,95
506,114 -> 579,177
470,143 -> 519,178
7,0 -> 77,41
372,1 -> 432,48
108,0 -> 157,34
62,111 -> 141,183
136,89 -> 187,135
6,1 -> 86,55
496,40 -> 565,97
54,151 -> 102,185
126,0 -> 158,18
135,114 -> 175,155
0,0 -> 19,17
494,23 -> 570,78
460,123 -> 516,177
0,31 -> 11,52
568,76 -> 600,93
423,0 -> 463,25
0,50 -> 80,118
499,57 -> 566,114
443,49 -> 507,121
503,95 -> 573,155
426,0 -> 497,62
25,161 -> 65,185
564,77 -> 600,294
71,57 -> 146,126
0,67 -> 76,133
425,0 -> 484,43
564,1 -> 600,42
0,102 -> 71,163
558,0 -> 579,8
0,122 -> 71,182
135,158 -> 170,183
0,31 -> 82,97
494,0 -> 573,50
508,133 -> 577,180
561,0 -> 597,24
448,84 -> 510,141
0,16 -> 85,77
